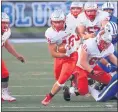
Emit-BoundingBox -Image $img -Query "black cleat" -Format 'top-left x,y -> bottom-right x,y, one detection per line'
63,86 -> 70,101
88,79 -> 95,85
75,91 -> 80,96
94,83 -> 106,91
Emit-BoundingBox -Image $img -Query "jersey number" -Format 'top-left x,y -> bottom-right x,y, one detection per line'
87,26 -> 100,33
68,35 -> 75,47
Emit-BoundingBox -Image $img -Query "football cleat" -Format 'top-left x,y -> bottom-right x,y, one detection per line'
41,94 -> 52,106
94,82 -> 106,91
2,88 -> 16,102
63,86 -> 70,101
88,78 -> 95,85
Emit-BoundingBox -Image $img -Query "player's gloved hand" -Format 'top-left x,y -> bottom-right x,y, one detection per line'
106,63 -> 117,73
17,54 -> 25,63
89,70 -> 104,76
65,44 -> 74,57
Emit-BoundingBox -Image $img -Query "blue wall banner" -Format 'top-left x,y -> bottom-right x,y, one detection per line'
2,1 -> 117,27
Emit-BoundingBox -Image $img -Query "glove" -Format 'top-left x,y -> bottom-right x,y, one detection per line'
65,44 -> 74,57
106,63 -> 117,73
89,70 -> 104,77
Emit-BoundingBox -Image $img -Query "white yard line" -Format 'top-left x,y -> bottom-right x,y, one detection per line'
9,85 -> 52,87
2,105 -> 117,109
10,72 -> 49,76
11,94 -> 62,97
11,78 -> 54,80
10,39 -> 46,43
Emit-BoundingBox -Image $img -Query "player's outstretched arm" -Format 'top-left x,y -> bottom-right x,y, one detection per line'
4,40 -> 25,63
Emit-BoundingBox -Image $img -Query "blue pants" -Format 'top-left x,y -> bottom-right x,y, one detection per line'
97,74 -> 118,102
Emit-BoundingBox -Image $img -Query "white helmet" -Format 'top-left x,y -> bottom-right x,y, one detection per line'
101,32 -> 112,43
2,12 -> 10,22
70,2 -> 83,8
102,2 -> 114,10
97,32 -> 112,51
50,9 -> 65,21
84,2 -> 98,10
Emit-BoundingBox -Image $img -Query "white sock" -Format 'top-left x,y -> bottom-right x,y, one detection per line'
88,85 -> 100,101
69,87 -> 76,96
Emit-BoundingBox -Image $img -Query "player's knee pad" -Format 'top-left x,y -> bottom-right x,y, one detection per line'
2,76 -> 9,82
78,77 -> 88,95
78,87 -> 88,95
56,81 -> 65,87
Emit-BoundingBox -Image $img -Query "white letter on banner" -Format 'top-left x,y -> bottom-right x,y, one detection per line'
47,2 -> 66,26
32,2 -> 47,27
15,2 -> 32,27
2,2 -> 15,27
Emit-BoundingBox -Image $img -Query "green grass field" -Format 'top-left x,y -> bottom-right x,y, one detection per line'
2,43 -> 117,111
11,27 -> 48,33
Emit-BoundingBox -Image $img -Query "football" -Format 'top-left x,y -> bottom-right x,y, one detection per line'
57,43 -> 66,53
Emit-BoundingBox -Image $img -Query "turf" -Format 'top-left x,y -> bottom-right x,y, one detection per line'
11,27 -> 48,33
2,43 -> 117,111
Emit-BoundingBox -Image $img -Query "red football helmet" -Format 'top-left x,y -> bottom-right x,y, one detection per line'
97,32 -> 112,51
70,2 -> 83,18
50,10 -> 66,32
2,12 -> 10,33
84,2 -> 98,20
